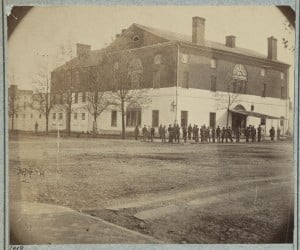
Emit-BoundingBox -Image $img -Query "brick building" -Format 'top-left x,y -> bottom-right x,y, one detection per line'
49,16 -> 290,135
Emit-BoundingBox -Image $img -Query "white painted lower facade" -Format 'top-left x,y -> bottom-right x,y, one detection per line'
11,87 -> 290,136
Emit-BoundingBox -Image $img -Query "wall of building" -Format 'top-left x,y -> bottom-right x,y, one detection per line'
178,45 -> 289,99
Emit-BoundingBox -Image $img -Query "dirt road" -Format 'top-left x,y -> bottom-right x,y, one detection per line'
9,135 -> 294,243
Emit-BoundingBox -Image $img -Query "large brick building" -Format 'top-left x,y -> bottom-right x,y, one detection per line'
49,16 -> 290,135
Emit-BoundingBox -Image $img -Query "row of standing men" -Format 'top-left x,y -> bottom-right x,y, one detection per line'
134,124 -> 281,143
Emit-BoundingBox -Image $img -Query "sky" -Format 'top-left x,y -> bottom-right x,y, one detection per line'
8,5 -> 295,97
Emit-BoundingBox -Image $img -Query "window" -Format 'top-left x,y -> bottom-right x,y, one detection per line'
126,108 -> 141,127
59,113 -> 63,120
183,71 -> 189,88
82,113 -> 86,120
211,76 -> 216,91
74,71 -> 80,85
132,35 -> 139,42
280,72 -> 285,80
181,54 -> 189,64
128,58 -> 143,89
153,71 -> 160,88
262,84 -> 267,97
281,86 -> 285,99
152,110 -> 159,127
82,92 -> 86,103
111,110 -> 117,127
74,92 -> 78,104
232,81 -> 237,93
260,117 -> 266,125
53,113 -> 56,120
261,68 -> 266,76
154,54 -> 162,65
210,59 -> 216,69
74,113 -> 77,120
280,116 -> 284,126
209,112 -> 216,128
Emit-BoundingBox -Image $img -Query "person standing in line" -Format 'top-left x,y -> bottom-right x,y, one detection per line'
200,126 -> 204,143
235,126 -> 240,143
150,126 -> 155,142
212,127 -> 216,143
257,124 -> 262,142
216,126 -> 221,143
176,124 -> 180,144
35,121 -> 39,134
227,126 -> 233,142
158,124 -> 163,140
207,127 -> 211,143
142,125 -> 147,141
173,124 -> 178,143
147,125 -> 151,141
251,126 -> 256,142
188,124 -> 193,140
168,124 -> 173,143
245,125 -> 250,142
221,127 -> 226,143
161,125 -> 166,143
134,125 -> 139,140
182,125 -> 187,143
195,125 -> 199,143
269,126 -> 275,141
277,127 -> 281,141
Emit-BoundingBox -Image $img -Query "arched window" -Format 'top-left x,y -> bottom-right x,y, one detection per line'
128,58 -> 143,88
233,64 -> 247,81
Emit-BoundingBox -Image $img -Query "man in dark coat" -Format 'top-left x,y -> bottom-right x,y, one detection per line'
176,124 -> 180,144
221,127 -> 226,143
134,125 -> 139,140
188,124 -> 193,140
227,126 -> 233,142
251,126 -> 256,142
235,126 -> 241,143
150,127 -> 155,142
245,125 -> 250,142
142,125 -> 147,141
257,124 -> 262,142
158,124 -> 163,139
182,125 -> 187,143
200,126 -> 204,143
168,125 -> 173,143
216,126 -> 221,143
212,127 -> 216,143
195,125 -> 199,143
161,125 -> 166,143
269,126 -> 275,141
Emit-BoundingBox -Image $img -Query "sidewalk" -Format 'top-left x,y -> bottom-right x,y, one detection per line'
10,201 -> 162,244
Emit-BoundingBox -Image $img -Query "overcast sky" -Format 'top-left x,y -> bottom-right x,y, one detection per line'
8,5 -> 295,97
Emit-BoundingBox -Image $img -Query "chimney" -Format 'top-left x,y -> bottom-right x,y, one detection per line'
226,35 -> 236,48
267,36 -> 277,60
192,16 -> 205,45
76,43 -> 91,58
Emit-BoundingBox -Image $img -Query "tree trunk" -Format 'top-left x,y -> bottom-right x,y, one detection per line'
11,115 -> 14,132
121,98 -> 125,139
66,111 -> 71,136
45,114 -> 49,135
93,114 -> 97,134
226,107 -> 229,129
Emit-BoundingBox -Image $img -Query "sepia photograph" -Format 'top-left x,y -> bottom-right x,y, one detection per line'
7,5 -> 296,246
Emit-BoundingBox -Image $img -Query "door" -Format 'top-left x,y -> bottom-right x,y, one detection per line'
181,111 -> 188,127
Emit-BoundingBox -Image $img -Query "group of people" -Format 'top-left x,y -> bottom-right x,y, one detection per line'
134,124 -> 281,143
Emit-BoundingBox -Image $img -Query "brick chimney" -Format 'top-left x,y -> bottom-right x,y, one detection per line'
267,36 -> 277,60
192,16 -> 205,45
76,43 -> 91,58
226,35 -> 236,48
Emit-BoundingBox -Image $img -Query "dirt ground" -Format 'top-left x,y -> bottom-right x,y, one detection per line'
9,134 -> 294,243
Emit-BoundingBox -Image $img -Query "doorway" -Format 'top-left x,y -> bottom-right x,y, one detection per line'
181,111 -> 188,127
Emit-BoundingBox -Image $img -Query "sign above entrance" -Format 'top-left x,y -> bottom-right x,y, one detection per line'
233,64 -> 247,81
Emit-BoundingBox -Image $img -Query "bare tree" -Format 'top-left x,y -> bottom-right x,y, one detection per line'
110,53 -> 151,139
33,61 -> 53,134
214,73 -> 241,129
86,61 -> 117,133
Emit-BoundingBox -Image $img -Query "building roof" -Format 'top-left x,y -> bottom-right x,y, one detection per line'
132,23 -> 288,64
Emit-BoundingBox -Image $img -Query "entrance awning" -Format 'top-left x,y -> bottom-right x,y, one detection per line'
229,109 -> 280,119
